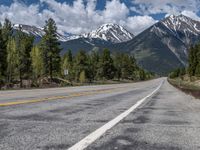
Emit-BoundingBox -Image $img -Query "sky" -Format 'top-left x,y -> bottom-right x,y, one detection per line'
0,0 -> 200,35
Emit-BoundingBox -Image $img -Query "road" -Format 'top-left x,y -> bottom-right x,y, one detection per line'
0,78 -> 200,150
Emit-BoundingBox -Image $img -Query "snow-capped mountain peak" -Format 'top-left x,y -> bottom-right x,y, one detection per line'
13,24 -> 44,37
161,14 -> 200,36
12,23 -> 134,43
148,14 -> 200,67
81,23 -> 134,43
12,24 -> 74,42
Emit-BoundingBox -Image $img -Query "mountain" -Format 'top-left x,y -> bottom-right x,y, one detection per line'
115,15 -> 200,75
60,23 -> 134,53
81,23 -> 134,43
60,37 -> 113,55
13,23 -> 134,53
62,15 -> 200,75
13,24 -> 76,42
13,23 -> 134,43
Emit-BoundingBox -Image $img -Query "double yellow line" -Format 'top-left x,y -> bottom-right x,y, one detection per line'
0,87 -> 124,107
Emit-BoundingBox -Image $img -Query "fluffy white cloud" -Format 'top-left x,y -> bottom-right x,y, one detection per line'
0,2 -> 44,27
125,16 -> 157,35
181,10 -> 200,21
164,10 -> 200,22
0,0 -> 157,35
131,0 -> 200,15
39,0 -> 133,34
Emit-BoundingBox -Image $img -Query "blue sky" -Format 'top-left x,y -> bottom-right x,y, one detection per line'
0,0 -> 200,35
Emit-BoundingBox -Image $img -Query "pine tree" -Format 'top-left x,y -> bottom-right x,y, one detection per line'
121,54 -> 136,80
0,23 -> 5,84
0,19 -> 12,84
98,49 -> 115,80
113,53 -> 123,80
88,50 -> 99,82
79,70 -> 86,83
21,34 -> 34,78
74,50 -> 88,82
113,53 -> 140,80
195,44 -> 200,76
41,18 -> 61,81
15,26 -> 27,87
139,69 -> 146,81
61,50 -> 73,81
31,45 -> 44,80
188,45 -> 198,77
7,38 -> 18,83
2,18 -> 12,44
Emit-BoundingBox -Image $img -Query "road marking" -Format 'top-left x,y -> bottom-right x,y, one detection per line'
68,81 -> 164,150
0,87 -> 129,107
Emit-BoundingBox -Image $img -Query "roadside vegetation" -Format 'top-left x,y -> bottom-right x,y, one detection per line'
168,43 -> 200,97
0,18 -> 154,90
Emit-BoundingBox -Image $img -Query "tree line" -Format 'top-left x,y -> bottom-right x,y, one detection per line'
61,49 -> 153,84
0,18 -> 153,89
188,43 -> 200,77
169,42 -> 200,79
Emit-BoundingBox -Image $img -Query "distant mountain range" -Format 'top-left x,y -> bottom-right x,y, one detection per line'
13,15 -> 200,75
13,23 -> 134,43
13,24 -> 72,42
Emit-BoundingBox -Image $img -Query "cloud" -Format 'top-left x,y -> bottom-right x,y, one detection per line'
39,0 -> 132,34
0,0 -> 157,35
131,0 -> 200,16
0,1 -> 44,27
181,10 -> 200,21
125,16 -> 157,35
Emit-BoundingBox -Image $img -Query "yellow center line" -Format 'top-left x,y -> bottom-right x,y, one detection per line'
0,87 -> 127,107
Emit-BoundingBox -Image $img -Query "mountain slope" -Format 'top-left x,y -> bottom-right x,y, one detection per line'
60,37 -> 113,54
115,15 -> 200,75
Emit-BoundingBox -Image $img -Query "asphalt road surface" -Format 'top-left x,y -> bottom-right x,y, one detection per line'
0,78 -> 200,150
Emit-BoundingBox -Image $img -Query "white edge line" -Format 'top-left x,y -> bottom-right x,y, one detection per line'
68,80 -> 164,150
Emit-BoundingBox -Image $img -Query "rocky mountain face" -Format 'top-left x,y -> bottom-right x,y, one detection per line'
81,23 -> 134,43
158,15 -> 200,65
161,15 -> 200,46
116,15 -> 200,75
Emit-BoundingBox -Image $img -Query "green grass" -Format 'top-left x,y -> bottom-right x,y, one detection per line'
168,78 -> 200,91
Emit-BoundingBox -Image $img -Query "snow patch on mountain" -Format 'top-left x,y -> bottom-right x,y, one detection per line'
150,14 -> 200,66
12,23 -> 134,43
161,15 -> 200,40
13,24 -> 74,42
81,23 -> 134,43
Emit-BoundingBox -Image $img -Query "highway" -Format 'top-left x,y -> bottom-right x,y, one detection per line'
0,78 -> 200,150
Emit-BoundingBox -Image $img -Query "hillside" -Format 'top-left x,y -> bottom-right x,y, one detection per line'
114,15 -> 200,75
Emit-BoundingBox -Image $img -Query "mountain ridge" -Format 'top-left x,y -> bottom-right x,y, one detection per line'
12,14 -> 200,75
80,23 -> 134,43
116,14 -> 200,75
13,23 -> 135,44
